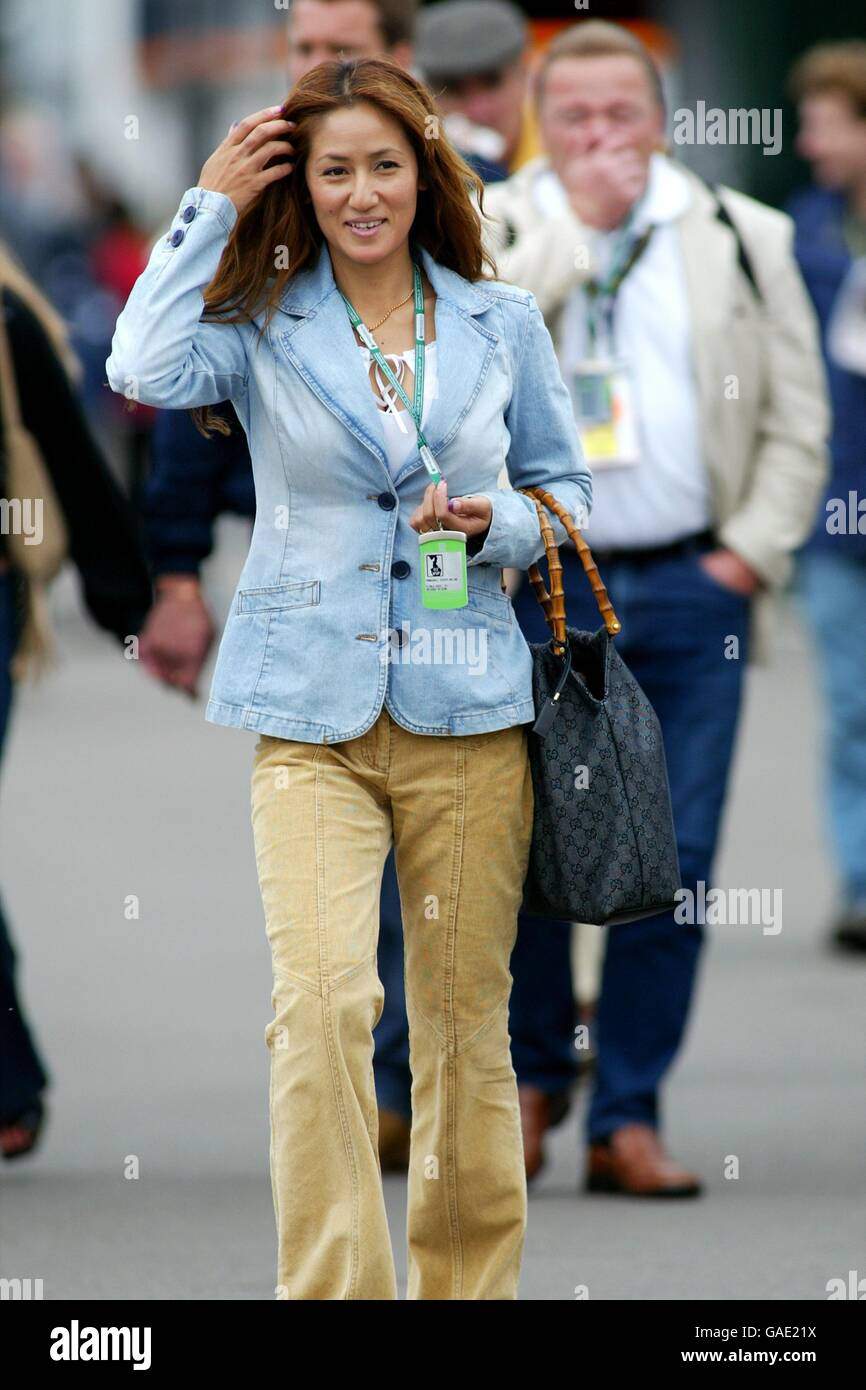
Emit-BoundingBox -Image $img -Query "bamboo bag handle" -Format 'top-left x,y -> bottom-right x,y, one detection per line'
517,486 -> 621,654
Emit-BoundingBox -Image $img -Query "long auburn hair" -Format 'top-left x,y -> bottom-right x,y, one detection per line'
192,58 -> 498,437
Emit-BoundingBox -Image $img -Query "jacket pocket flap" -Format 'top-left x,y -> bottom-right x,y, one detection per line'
237,579 -> 320,613
466,585 -> 513,626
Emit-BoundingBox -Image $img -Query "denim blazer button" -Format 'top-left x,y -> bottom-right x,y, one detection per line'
391,560 -> 410,578
376,492 -> 396,510
181,204 -> 196,223
169,227 -> 185,247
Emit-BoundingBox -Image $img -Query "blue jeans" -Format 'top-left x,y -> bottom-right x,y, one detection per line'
372,849 -> 410,1115
0,572 -> 51,1118
373,536 -> 751,1143
795,548 -> 866,908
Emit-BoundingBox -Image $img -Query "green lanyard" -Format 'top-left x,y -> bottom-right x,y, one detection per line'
339,260 -> 442,486
585,222 -> 655,355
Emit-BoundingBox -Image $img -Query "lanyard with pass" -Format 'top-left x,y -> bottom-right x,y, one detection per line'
570,216 -> 655,470
340,261 -> 441,487
339,261 -> 468,610
584,221 -> 655,356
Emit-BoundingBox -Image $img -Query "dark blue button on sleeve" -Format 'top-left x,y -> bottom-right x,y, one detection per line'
169,228 -> 185,247
181,205 -> 197,223
391,560 -> 411,578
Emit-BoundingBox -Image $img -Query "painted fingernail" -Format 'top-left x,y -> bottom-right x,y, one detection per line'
447,500 -> 455,511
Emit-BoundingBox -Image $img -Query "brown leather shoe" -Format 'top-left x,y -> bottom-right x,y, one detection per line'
585,1123 -> 702,1196
519,1084 -> 572,1181
377,1107 -> 411,1171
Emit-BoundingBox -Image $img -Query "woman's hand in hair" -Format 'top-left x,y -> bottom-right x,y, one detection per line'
409,480 -> 492,543
197,105 -> 296,216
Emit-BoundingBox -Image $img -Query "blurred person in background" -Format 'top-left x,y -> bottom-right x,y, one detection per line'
72,159 -> 156,503
0,244 -> 152,1159
0,121 -> 154,474
787,41 -> 866,953
414,0 -> 540,184
481,20 -> 830,1193
288,0 -> 413,74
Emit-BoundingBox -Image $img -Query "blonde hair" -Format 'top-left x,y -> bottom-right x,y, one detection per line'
536,20 -> 665,112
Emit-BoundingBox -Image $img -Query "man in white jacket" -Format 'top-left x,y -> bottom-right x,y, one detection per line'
481,20 -> 830,1195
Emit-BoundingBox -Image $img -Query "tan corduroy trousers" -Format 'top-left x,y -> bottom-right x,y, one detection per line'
250,705 -> 534,1300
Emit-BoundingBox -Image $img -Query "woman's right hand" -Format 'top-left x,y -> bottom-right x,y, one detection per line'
197,105 -> 296,217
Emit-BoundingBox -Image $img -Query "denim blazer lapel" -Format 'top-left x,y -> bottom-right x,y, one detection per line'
277,250 -> 387,471
277,242 -> 499,485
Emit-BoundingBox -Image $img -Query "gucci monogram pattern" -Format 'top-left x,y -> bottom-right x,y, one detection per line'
521,625 -> 682,926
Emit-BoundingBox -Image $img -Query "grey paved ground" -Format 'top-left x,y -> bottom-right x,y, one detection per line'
1,539 -> 864,1300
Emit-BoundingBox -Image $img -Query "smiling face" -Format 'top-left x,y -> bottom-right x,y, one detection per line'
305,101 -> 422,269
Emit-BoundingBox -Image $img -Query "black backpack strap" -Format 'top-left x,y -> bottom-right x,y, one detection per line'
713,186 -> 763,303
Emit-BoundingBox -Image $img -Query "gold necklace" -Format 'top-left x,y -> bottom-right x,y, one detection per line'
368,285 -> 414,333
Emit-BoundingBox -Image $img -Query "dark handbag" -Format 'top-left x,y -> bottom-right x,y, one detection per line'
516,487 -> 682,926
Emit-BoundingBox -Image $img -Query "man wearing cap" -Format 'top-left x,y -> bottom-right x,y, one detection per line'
481,21 -> 829,1195
414,0 -> 541,183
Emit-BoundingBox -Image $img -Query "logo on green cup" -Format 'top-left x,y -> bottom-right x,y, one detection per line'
418,529 -> 468,609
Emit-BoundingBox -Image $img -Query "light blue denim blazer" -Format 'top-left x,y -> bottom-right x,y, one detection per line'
106,185 -> 592,743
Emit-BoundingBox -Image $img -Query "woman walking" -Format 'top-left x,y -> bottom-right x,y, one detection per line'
107,57 -> 591,1300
